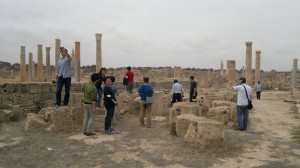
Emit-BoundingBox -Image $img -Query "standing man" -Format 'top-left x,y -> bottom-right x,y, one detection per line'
233,77 -> 253,131
138,77 -> 154,128
103,77 -> 117,134
189,76 -> 197,102
55,47 -> 72,107
172,79 -> 184,103
82,73 -> 99,136
255,81 -> 262,100
125,66 -> 134,94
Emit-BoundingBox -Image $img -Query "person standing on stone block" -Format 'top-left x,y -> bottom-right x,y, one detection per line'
172,79 -> 184,103
82,73 -> 99,136
255,81 -> 262,100
103,77 -> 118,134
55,47 -> 72,107
138,77 -> 154,128
125,66 -> 134,94
95,68 -> 106,109
233,77 -> 252,131
189,76 -> 197,102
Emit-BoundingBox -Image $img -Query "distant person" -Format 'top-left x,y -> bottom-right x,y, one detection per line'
172,79 -> 184,103
138,77 -> 154,128
189,76 -> 197,102
103,77 -> 117,134
125,66 -> 134,94
95,68 -> 106,109
82,73 -> 99,136
110,76 -> 119,125
55,47 -> 72,107
255,81 -> 262,100
233,77 -> 253,131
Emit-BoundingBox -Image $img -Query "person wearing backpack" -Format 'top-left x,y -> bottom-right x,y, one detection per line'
232,77 -> 253,131
138,77 -> 154,128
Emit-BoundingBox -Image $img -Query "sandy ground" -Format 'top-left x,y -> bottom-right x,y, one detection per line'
0,91 -> 299,168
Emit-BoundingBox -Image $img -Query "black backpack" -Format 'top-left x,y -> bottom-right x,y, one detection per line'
123,77 -> 128,86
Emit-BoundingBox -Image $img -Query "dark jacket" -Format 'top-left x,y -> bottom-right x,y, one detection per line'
103,86 -> 116,108
95,75 -> 105,90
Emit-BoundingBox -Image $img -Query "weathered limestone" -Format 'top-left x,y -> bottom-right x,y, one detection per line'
37,44 -> 43,82
220,61 -> 224,77
45,47 -> 51,82
245,42 -> 253,84
226,60 -> 236,82
174,66 -> 182,79
71,49 -> 75,75
19,46 -> 26,82
291,59 -> 298,94
55,39 -> 61,76
32,61 -> 36,80
95,33 -> 102,72
75,42 -> 81,82
255,50 -> 261,83
28,52 -> 33,82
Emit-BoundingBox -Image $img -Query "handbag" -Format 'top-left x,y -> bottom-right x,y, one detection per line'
242,85 -> 253,110
143,85 -> 153,105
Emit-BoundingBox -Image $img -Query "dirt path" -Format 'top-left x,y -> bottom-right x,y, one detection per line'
0,91 -> 299,168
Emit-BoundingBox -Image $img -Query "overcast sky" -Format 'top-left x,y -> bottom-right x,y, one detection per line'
0,0 -> 299,71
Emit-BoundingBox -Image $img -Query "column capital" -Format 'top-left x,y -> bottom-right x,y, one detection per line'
95,33 -> 102,40
256,50 -> 261,54
55,39 -> 61,42
45,47 -> 51,51
37,44 -> 43,47
245,42 -> 252,45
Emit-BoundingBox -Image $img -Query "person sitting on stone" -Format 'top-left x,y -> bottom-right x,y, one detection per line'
171,79 -> 184,103
82,73 -> 100,136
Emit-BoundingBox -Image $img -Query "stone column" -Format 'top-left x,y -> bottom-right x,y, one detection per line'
245,42 -> 253,84
71,49 -> 75,77
19,46 -> 26,82
55,39 -> 61,76
227,60 -> 236,82
45,47 -> 51,82
75,42 -> 81,82
95,33 -> 102,72
255,50 -> 261,83
220,61 -> 224,77
291,59 -> 298,93
28,52 -> 33,82
37,44 -> 43,82
32,61 -> 36,80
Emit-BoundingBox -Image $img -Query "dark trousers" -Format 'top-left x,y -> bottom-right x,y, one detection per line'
56,77 -> 71,106
189,93 -> 197,102
256,91 -> 261,100
105,106 -> 115,130
172,93 -> 182,103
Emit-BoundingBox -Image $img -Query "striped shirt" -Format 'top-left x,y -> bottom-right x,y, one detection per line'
82,81 -> 97,104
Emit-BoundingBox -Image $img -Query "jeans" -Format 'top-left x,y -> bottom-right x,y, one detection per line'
127,83 -> 134,94
82,104 -> 95,133
237,105 -> 249,130
56,77 -> 71,106
140,102 -> 152,127
96,88 -> 102,108
105,106 -> 115,130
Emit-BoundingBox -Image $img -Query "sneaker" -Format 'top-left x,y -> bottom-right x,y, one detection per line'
105,130 -> 115,134
85,132 -> 96,136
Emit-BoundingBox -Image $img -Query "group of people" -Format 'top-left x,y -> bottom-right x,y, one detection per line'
54,47 -> 262,136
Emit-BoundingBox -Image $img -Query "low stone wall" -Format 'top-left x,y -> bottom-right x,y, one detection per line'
0,81 -> 186,114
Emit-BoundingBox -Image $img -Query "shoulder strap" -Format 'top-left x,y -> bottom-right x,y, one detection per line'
242,85 -> 250,101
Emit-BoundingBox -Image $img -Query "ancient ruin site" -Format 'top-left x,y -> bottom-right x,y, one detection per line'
1,1 -> 300,168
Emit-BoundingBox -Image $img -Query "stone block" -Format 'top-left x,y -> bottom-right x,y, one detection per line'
44,107 -> 73,131
0,109 -> 11,122
72,107 -> 84,127
152,91 -> 164,116
184,115 -> 224,147
12,93 -> 34,106
207,106 -> 230,123
212,100 -> 234,108
69,92 -> 84,108
176,114 -> 203,137
24,113 -> 49,131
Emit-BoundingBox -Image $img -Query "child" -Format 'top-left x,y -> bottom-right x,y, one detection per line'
103,77 -> 117,134
82,73 -> 99,136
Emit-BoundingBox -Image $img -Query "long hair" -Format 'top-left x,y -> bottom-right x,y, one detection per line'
99,68 -> 107,76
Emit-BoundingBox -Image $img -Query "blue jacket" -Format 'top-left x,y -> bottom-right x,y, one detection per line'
138,84 -> 154,101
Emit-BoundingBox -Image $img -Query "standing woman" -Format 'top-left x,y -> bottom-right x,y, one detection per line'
95,68 -> 106,109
